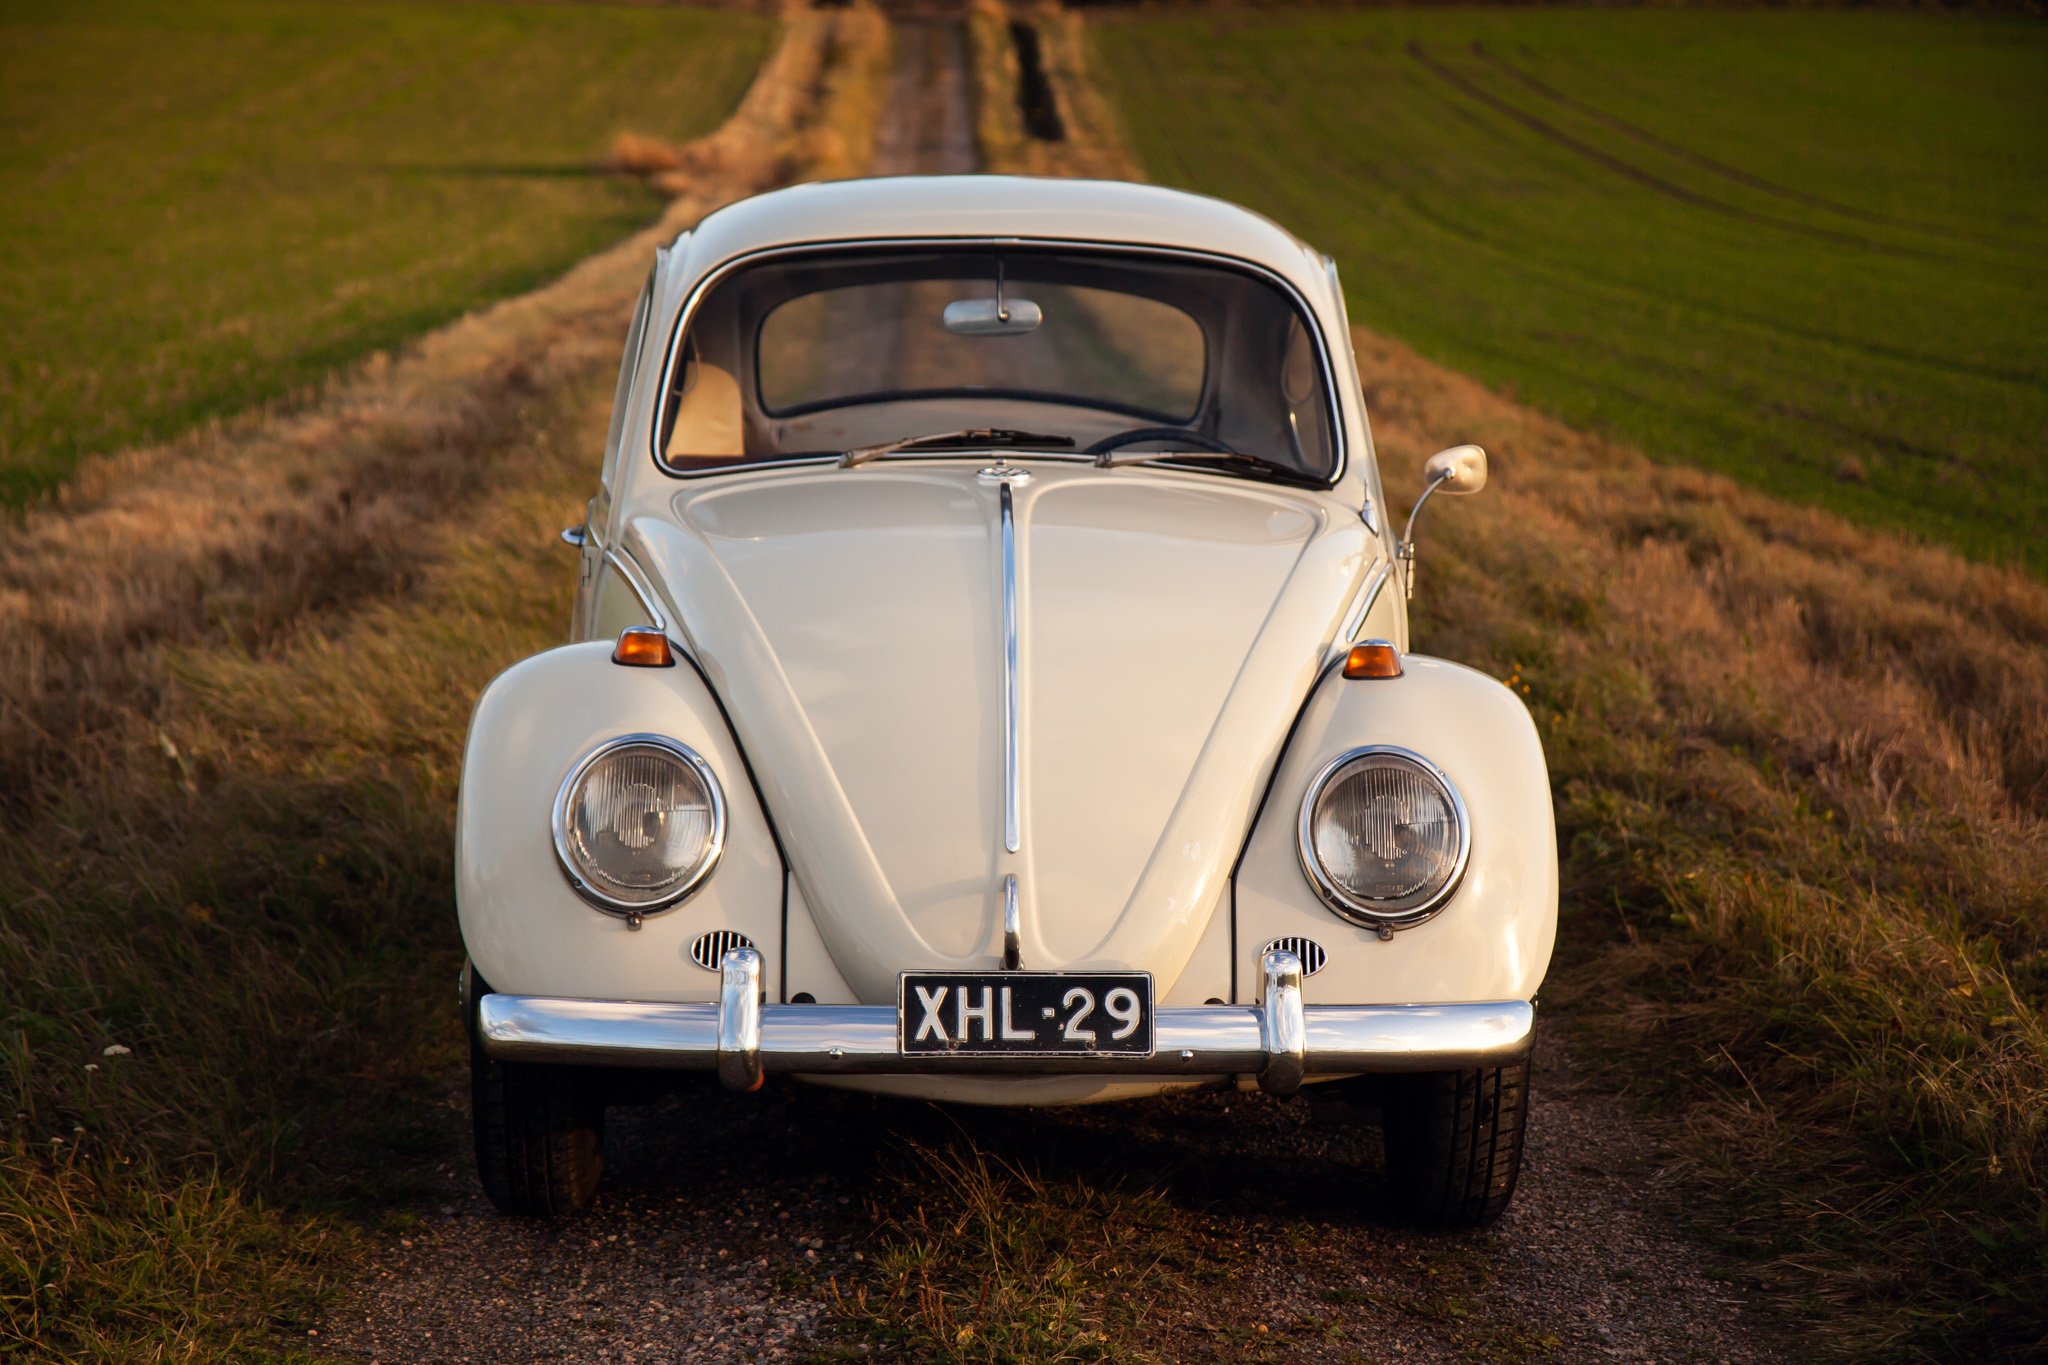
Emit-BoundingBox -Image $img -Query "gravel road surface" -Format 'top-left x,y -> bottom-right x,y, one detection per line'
322,1032 -> 1786,1362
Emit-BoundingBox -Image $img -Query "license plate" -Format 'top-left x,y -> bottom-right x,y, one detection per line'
898,972 -> 1154,1057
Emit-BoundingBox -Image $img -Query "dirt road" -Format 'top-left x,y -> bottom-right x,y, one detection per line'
324,1040 -> 1785,1362
322,16 -> 1791,1362
872,15 -> 977,177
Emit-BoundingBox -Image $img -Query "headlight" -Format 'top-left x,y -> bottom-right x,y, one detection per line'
1298,746 -> 1468,928
553,735 -> 725,916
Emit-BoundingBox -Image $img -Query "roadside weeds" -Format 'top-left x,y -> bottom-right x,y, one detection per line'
832,1138 -> 1173,1362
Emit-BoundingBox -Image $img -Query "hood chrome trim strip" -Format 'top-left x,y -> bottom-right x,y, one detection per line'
1002,873 -> 1022,969
999,480 -> 1022,854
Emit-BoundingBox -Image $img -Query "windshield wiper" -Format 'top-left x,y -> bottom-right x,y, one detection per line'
1096,447 -> 1322,488
840,428 -> 1075,469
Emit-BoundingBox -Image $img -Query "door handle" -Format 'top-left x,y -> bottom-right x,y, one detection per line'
560,524 -> 588,548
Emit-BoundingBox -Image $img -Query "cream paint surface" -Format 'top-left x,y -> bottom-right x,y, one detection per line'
1233,657 -> 1558,1006
652,461 -> 1368,999
456,643 -> 788,1005
1021,476 -> 1320,962
684,470 -> 1001,960
477,176 -> 1555,1092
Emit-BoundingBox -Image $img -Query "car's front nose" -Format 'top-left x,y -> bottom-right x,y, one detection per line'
474,947 -> 1534,1098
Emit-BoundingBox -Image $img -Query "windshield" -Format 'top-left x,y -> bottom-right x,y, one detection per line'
658,247 -> 1339,481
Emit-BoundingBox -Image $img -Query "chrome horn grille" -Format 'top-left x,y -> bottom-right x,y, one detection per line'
1262,936 -> 1327,977
689,929 -> 756,973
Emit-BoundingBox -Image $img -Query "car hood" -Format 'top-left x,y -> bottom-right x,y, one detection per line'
629,463 -> 1371,1002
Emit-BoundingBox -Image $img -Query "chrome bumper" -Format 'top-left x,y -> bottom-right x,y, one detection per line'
476,948 -> 1533,1097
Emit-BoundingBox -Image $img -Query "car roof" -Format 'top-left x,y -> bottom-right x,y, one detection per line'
673,175 -> 1337,308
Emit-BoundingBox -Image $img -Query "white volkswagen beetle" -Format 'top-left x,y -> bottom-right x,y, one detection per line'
459,176 -> 1556,1225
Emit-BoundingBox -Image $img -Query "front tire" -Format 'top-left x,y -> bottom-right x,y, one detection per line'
1381,1059 -> 1530,1229
468,972 -> 604,1217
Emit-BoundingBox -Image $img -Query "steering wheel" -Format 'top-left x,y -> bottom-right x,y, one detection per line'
1085,426 -> 1236,457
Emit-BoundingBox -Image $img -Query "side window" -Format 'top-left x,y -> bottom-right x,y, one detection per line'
600,267 -> 657,496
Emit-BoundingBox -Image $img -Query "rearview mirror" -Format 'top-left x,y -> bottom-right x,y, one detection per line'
1421,443 -> 1487,495
943,296 -> 1043,336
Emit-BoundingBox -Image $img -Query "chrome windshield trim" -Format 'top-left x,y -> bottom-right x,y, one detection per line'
999,479 -> 1022,854
602,543 -> 669,633
648,238 -> 1350,489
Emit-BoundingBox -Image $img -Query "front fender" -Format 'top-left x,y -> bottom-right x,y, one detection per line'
457,642 -> 785,1003
1233,655 -> 1557,1005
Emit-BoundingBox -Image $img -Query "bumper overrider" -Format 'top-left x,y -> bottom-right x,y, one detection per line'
477,949 -> 1534,1097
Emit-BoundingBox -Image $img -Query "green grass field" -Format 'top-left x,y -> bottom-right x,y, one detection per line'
1091,10 -> 2048,573
0,0 -> 772,502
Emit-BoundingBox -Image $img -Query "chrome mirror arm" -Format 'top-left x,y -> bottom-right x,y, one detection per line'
1396,468 -> 1453,600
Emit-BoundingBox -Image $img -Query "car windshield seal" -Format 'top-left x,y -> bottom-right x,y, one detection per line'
651,239 -> 1348,488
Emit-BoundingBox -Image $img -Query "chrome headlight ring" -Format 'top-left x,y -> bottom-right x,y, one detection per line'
1297,744 -> 1471,931
551,733 -> 726,919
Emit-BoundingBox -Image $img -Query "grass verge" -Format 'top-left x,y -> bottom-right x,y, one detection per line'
0,8 -> 890,1355
1374,329 -> 2048,1358
0,0 -> 775,503
1089,8 -> 2048,575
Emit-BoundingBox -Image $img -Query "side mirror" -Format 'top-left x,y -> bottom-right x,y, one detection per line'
1398,444 -> 1488,599
1421,443 -> 1487,495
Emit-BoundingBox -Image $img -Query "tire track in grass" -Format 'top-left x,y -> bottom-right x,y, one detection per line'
1201,33 -> 2031,396
1470,41 -> 2032,257
1404,40 -> 1937,261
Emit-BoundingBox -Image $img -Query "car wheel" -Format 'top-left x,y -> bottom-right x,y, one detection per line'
1380,1059 -> 1530,1230
467,972 -> 604,1217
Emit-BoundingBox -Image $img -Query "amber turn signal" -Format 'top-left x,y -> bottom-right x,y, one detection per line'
612,626 -> 675,668
1342,639 -> 1403,680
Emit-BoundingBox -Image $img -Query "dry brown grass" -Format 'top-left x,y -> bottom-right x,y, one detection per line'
610,128 -> 687,177
1363,327 -> 2048,1354
613,3 -> 889,198
0,8 -> 892,1356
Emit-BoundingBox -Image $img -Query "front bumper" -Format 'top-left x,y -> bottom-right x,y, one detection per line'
477,948 -> 1533,1097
